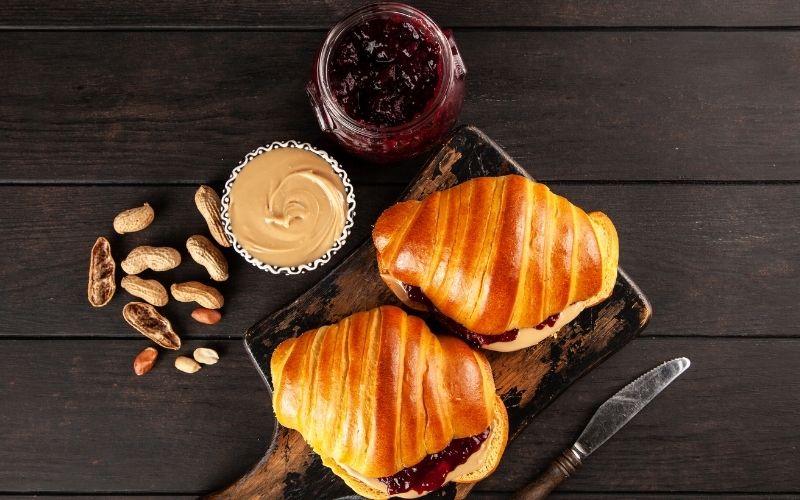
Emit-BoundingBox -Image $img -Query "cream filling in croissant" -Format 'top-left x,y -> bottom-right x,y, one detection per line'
337,429 -> 492,498
383,274 -> 587,351
482,300 -> 587,352
383,275 -> 426,312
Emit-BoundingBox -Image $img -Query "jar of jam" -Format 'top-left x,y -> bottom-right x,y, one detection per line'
307,2 -> 466,162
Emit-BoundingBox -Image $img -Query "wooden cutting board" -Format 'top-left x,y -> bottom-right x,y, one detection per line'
209,125 -> 652,499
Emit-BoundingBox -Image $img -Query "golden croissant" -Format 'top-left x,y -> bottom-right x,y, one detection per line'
373,175 -> 619,352
271,305 -> 509,499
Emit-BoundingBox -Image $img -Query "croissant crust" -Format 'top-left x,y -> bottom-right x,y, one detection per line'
373,175 -> 619,335
270,305 -> 497,478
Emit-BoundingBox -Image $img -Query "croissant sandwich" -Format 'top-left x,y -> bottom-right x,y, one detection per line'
271,305 -> 509,499
373,175 -> 619,352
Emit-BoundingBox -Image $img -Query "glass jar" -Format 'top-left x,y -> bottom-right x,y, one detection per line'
307,2 -> 466,163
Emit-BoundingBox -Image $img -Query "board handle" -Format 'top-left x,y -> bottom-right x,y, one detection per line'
206,426 -> 312,499
511,446 -> 583,500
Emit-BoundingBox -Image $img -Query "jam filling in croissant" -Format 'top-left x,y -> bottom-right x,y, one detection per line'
377,427 -> 490,496
403,284 -> 562,348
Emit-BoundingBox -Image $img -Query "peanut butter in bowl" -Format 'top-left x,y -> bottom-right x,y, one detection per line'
222,142 -> 355,274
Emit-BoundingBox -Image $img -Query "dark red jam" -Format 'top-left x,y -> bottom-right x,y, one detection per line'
379,427 -> 489,495
403,284 -> 560,348
308,3 -> 466,162
328,15 -> 443,127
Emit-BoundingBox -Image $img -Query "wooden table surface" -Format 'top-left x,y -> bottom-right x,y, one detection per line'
2,1 -> 799,498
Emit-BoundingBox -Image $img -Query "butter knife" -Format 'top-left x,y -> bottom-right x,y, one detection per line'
512,357 -> 691,500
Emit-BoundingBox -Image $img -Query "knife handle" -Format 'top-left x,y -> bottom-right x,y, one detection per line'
511,446 -> 583,500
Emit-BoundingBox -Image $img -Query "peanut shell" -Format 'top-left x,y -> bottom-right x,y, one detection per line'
121,275 -> 168,306
186,235 -> 228,281
113,203 -> 154,234
121,246 -> 181,274
122,301 -> 181,350
88,236 -> 116,307
195,185 -> 231,247
171,281 -> 224,309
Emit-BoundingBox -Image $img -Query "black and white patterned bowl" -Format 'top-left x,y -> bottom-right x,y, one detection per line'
220,141 -> 356,275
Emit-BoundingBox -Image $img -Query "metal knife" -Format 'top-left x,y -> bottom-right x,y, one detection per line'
512,357 -> 691,500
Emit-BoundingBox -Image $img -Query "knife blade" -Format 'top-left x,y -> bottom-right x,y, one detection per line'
513,357 -> 691,500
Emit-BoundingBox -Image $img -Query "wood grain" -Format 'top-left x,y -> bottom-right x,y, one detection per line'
0,182 -> 796,339
3,31 -> 800,183
0,339 -> 273,493
3,0 -> 800,27
0,3 -> 797,496
482,337 -> 800,493
1,338 -> 796,494
476,493 -> 800,499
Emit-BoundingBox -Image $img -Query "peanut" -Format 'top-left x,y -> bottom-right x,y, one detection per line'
88,236 -> 116,307
171,281 -> 224,309
113,203 -> 154,234
121,275 -> 168,306
195,185 -> 231,247
122,302 -> 181,350
193,347 -> 219,365
133,347 -> 158,376
121,246 -> 181,274
186,235 -> 228,281
175,356 -> 201,374
191,307 -> 222,325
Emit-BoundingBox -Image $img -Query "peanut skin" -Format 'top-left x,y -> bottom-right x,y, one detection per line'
191,307 -> 222,325
133,347 -> 158,376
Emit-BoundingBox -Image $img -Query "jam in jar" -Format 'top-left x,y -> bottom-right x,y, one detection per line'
308,2 -> 466,162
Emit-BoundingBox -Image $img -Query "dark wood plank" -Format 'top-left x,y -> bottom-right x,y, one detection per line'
473,495 -> 796,499
0,497 -> 198,499
212,126 -> 650,499
1,183 -> 796,339
0,339 -> 272,493
479,338 -> 800,493
2,338 -> 797,493
3,31 -> 800,182
560,183 -> 800,339
3,0 -> 800,27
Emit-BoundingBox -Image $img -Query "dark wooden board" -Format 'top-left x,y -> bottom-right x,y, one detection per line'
2,182 -> 798,339
3,31 -> 800,183
208,126 -> 651,499
4,0 -> 800,27
3,337 -> 799,494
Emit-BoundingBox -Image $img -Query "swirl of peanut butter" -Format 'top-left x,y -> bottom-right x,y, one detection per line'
228,148 -> 348,267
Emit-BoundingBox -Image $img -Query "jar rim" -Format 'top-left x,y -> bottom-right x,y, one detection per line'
315,2 -> 455,138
